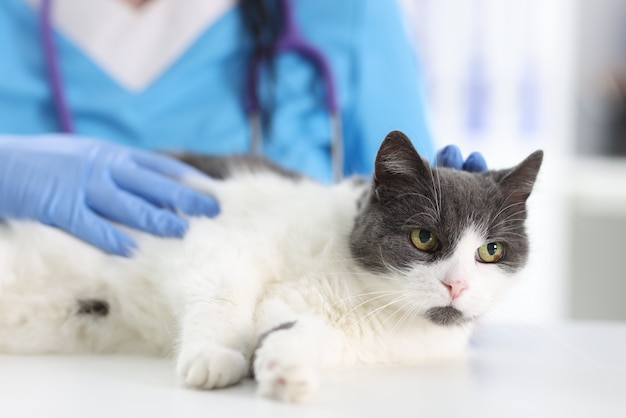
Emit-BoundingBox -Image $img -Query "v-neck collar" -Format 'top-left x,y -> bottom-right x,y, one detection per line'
26,0 -> 236,91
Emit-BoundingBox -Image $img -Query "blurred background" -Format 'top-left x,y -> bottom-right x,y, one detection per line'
399,0 -> 626,322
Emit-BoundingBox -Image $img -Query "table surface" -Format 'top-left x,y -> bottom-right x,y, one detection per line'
1,322 -> 625,418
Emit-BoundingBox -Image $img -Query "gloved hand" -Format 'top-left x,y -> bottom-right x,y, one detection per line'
0,134 -> 220,256
435,145 -> 487,172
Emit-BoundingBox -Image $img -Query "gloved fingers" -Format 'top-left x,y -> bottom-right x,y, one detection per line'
87,185 -> 190,238
462,152 -> 488,172
112,166 -> 220,217
65,209 -> 137,257
435,145 -> 463,169
132,150 -> 205,180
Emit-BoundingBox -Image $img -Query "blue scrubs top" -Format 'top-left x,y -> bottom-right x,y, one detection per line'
0,0 -> 433,183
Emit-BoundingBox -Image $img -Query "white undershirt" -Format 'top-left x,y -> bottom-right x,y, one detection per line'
25,0 -> 237,91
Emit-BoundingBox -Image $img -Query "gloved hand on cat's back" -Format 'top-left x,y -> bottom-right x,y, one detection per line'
435,145 -> 487,172
0,135 -> 220,257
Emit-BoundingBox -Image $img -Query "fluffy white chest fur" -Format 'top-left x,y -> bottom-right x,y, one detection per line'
0,132 -> 542,402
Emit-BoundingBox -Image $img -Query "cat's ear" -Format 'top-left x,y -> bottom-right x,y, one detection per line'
498,150 -> 543,205
373,131 -> 430,191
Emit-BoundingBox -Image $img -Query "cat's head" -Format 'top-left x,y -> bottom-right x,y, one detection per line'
350,130 -> 543,327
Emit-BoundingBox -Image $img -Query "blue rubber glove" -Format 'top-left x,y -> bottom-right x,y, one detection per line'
435,145 -> 487,172
0,135 -> 220,256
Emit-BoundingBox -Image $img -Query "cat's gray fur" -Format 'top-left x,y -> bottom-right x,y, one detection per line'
351,131 -> 539,275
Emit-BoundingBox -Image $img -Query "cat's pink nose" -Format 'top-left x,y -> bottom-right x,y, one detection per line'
442,279 -> 468,301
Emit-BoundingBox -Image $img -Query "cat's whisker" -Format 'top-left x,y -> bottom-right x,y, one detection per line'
428,167 -> 442,222
334,291 -> 406,323
495,223 -> 527,231
490,221 -> 527,234
494,212 -> 525,227
376,245 -> 408,278
492,200 -> 526,224
397,302 -> 425,337
403,211 -> 439,228
492,223 -> 526,232
345,293 -> 410,331
327,289 -> 402,309
496,232 -> 527,240
435,167 -> 443,219
395,191 -> 439,219
381,296 -> 413,321
494,220 -> 527,229
324,274 -> 410,286
394,191 -> 435,201
387,299 -> 421,337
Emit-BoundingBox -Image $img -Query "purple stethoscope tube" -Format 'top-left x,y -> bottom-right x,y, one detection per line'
39,0 -> 344,182
40,0 -> 73,134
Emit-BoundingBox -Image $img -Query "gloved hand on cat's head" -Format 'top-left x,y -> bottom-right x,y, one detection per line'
435,145 -> 487,172
0,134 -> 220,257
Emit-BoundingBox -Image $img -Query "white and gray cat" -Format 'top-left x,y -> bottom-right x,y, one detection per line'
0,131 -> 542,402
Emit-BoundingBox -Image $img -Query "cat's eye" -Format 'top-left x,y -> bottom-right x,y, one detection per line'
410,229 -> 437,252
477,242 -> 504,263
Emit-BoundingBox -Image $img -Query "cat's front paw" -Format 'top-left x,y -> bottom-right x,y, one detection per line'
254,341 -> 320,403
177,343 -> 247,389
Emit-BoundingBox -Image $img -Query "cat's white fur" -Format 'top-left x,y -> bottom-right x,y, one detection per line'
0,172 -> 514,402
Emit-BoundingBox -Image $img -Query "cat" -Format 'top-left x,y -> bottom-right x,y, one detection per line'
0,130 -> 542,403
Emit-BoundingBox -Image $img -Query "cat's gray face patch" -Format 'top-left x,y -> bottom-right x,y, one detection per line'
350,131 -> 543,326
350,161 -> 534,275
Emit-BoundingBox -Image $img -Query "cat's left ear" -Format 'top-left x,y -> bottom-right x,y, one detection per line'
498,150 -> 544,205
373,130 -> 430,192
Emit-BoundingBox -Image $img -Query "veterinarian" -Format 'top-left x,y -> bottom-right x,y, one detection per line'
0,0 -> 485,257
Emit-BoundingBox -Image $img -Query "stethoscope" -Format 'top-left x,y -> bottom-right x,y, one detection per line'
39,0 -> 344,182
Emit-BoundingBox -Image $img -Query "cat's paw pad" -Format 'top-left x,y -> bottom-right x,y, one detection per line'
254,353 -> 319,403
176,344 -> 247,390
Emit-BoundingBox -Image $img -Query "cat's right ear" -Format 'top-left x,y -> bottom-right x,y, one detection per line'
373,131 -> 430,195
498,150 -> 544,205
